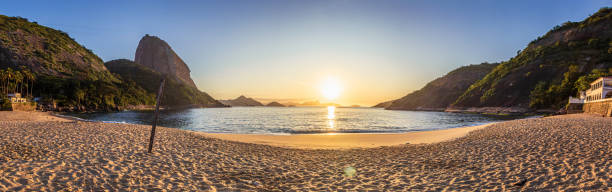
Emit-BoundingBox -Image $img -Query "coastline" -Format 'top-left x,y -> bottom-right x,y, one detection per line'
55,111 -> 498,149
201,123 -> 493,149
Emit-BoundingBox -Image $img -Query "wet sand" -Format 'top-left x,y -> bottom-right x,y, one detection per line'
204,124 -> 491,149
0,111 -> 611,191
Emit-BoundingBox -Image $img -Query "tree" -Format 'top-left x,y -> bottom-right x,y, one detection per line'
21,70 -> 35,98
0,69 -> 5,95
13,70 -> 23,94
529,81 -> 549,108
29,72 -> 36,98
74,88 -> 85,107
5,68 -> 13,95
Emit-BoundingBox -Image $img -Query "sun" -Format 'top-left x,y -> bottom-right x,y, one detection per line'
321,77 -> 342,100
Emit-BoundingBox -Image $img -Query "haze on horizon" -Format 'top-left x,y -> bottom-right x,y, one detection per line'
1,0 -> 609,106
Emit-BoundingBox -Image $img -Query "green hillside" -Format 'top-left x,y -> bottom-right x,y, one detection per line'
0,15 -> 113,80
452,7 -> 612,110
0,15 -> 224,111
383,63 -> 498,110
104,59 -> 225,108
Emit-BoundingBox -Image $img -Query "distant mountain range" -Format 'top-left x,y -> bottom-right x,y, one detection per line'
284,100 -> 340,107
376,7 -> 612,114
219,96 -> 345,107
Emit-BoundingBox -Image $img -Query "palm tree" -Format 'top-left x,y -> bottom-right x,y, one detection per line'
26,71 -> 35,98
23,70 -> 28,97
14,70 -> 23,95
5,68 -> 13,95
0,69 -> 5,95
18,67 -> 28,97
20,69 -> 34,98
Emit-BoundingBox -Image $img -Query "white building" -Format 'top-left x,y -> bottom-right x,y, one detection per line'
568,96 -> 584,104
7,93 -> 27,103
585,76 -> 612,102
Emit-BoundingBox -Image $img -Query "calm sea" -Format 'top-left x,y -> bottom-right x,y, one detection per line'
66,106 -> 527,134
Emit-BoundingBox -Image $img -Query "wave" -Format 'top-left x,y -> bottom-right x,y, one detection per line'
287,129 -> 405,134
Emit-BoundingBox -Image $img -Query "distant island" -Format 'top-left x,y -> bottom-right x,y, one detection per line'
219,96 -> 347,107
265,101 -> 286,107
285,100 -> 340,107
220,95 -> 264,106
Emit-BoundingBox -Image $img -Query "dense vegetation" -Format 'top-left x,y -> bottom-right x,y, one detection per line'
0,67 -> 35,97
0,15 -> 110,80
452,7 -> 612,110
0,66 -> 155,111
0,67 -> 35,109
0,14 -> 218,111
33,75 -> 155,111
105,59 -> 223,107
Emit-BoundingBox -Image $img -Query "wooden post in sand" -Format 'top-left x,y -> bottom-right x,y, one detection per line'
148,78 -> 165,153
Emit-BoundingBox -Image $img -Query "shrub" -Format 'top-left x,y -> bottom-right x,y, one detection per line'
529,81 -> 549,108
0,97 -> 11,110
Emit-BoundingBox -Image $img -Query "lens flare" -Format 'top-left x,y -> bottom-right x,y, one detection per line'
343,166 -> 356,177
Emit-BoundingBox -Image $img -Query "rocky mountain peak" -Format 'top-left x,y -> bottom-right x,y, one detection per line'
134,35 -> 197,88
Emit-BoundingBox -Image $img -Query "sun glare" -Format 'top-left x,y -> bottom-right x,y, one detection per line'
327,106 -> 336,129
321,77 -> 342,100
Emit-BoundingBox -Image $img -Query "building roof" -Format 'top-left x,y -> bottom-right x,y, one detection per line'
590,76 -> 612,85
7,93 -> 21,97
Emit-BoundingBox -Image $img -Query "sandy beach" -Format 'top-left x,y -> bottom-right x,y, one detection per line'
0,111 -> 611,191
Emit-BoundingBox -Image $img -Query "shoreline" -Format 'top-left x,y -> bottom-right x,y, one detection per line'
55,111 -> 499,149
200,123 -> 494,149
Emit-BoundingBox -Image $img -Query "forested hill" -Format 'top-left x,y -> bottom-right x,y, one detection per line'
0,14 -> 222,111
0,15 -> 113,80
378,7 -> 612,113
382,63 -> 498,111
452,7 -> 612,111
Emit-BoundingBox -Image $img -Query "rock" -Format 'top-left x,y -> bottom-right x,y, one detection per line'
513,179 -> 528,187
134,34 -> 197,88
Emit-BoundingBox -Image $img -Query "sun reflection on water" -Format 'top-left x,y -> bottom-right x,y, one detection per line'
327,106 -> 335,119
327,106 -> 336,129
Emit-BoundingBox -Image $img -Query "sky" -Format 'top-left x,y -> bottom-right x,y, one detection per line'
1,0 -> 610,106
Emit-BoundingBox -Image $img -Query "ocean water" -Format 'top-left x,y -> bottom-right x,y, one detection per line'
67,106 -> 526,134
